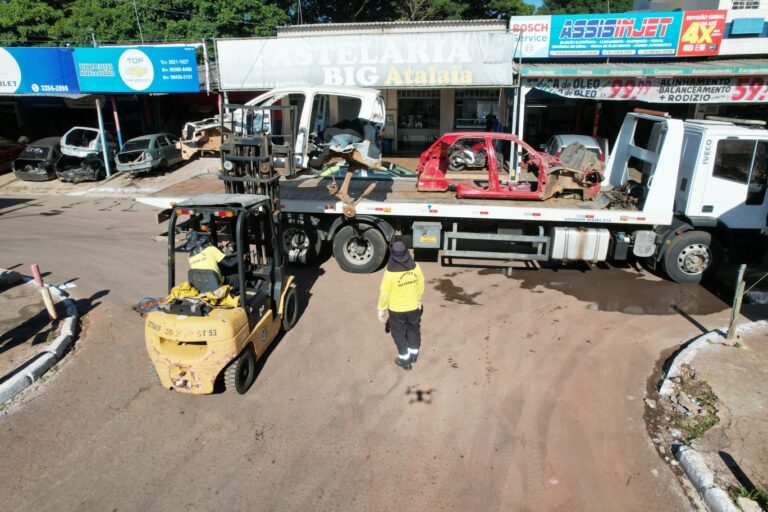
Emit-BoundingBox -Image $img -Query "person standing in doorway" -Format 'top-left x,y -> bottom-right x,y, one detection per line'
377,241 -> 425,371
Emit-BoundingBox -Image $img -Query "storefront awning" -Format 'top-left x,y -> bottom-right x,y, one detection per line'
520,59 -> 768,78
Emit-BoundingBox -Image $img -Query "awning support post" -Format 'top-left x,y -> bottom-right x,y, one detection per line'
95,97 -> 112,177
111,96 -> 124,150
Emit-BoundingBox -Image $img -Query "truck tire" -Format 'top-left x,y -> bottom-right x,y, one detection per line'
282,218 -> 323,264
661,230 -> 721,284
281,285 -> 299,332
223,346 -> 256,394
333,224 -> 386,273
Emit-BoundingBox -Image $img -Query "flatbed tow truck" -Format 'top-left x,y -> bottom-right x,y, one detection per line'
148,86 -> 768,284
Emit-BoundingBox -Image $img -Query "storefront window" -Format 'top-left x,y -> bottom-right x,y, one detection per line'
454,89 -> 500,130
397,90 -> 440,149
397,90 -> 439,129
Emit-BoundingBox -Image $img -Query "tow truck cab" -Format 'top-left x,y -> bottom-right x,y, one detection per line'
674,120 -> 768,234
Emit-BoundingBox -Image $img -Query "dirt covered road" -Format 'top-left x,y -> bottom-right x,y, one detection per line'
0,195 -> 735,511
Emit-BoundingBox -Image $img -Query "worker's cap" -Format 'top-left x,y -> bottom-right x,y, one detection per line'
390,240 -> 410,263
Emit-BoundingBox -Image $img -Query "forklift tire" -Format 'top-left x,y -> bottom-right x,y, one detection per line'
661,230 -> 721,284
224,347 -> 257,394
333,224 -> 387,274
281,285 -> 299,332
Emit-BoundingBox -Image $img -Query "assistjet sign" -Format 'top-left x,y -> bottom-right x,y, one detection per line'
216,32 -> 517,89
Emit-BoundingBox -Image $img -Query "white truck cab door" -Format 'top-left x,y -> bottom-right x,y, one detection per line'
699,139 -> 768,230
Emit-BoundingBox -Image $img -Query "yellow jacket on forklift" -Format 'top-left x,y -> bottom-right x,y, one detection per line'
189,246 -> 226,279
377,265 -> 425,312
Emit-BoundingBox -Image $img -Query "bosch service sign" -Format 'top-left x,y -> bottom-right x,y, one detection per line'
0,47 -> 79,94
74,46 -> 199,93
549,12 -> 683,58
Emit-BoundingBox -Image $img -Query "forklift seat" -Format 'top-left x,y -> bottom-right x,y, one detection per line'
188,269 -> 222,294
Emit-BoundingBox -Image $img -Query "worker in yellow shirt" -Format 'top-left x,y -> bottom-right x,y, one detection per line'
377,240 -> 425,371
185,232 -> 239,291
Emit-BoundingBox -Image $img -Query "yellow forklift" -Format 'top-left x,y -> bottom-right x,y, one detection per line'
145,193 -> 299,394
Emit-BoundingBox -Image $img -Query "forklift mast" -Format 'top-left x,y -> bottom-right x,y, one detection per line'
219,103 -> 299,219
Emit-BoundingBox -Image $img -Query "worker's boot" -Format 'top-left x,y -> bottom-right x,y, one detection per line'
394,356 -> 412,371
409,350 -> 418,364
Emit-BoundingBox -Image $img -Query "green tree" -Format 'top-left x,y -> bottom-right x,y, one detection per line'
0,0 -> 62,45
537,0 -> 632,14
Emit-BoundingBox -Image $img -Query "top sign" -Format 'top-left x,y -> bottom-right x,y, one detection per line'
0,47 -> 80,95
74,46 -> 199,93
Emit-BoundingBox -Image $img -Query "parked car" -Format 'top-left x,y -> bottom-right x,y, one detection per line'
0,136 -> 29,173
317,160 -> 416,180
116,133 -> 182,175
541,134 -> 605,162
58,127 -> 119,182
12,137 -> 62,181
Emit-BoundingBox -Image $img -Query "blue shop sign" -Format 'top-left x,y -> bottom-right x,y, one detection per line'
549,12 -> 684,58
74,46 -> 199,93
0,47 -> 79,94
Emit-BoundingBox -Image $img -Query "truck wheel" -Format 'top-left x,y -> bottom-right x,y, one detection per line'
281,285 -> 299,332
333,224 -> 386,273
662,231 -> 721,284
282,219 -> 323,264
223,347 -> 256,394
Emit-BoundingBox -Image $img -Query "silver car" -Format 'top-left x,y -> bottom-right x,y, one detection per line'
541,134 -> 605,163
116,133 -> 182,174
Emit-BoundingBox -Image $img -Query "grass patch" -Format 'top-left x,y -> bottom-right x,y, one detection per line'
729,486 -> 768,509
671,366 -> 720,443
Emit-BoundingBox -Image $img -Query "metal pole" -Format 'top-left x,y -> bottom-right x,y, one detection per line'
95,98 -> 113,177
132,0 -> 144,43
111,96 -> 124,149
726,264 -> 747,340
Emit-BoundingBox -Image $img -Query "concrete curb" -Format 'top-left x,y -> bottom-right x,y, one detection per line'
659,321 -> 767,512
658,320 -> 768,397
674,445 -> 740,512
0,272 -> 80,404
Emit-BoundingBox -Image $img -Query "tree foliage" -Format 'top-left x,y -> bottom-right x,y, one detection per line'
537,0 -> 632,14
0,0 -> 540,46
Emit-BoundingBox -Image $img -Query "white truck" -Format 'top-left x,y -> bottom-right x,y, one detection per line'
161,87 -> 768,284
277,110 -> 767,283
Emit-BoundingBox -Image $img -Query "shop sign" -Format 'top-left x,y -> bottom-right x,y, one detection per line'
526,76 -> 768,103
0,47 -> 79,94
216,32 -> 518,89
509,16 -> 551,59
74,46 -> 199,93
548,12 -> 683,58
677,10 -> 726,57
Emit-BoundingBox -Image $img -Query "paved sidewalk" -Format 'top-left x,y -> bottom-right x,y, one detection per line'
0,157 -> 218,198
0,276 -> 58,378
0,270 -> 79,403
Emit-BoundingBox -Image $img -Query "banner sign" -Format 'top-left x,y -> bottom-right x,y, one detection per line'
217,32 -> 518,89
510,10 -> 731,59
509,16 -> 551,59
548,12 -> 683,58
677,10 -> 726,57
0,47 -> 79,94
74,46 -> 199,93
526,76 -> 768,103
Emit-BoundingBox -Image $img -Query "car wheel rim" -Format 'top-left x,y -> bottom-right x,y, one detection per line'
677,244 -> 711,275
344,236 -> 373,265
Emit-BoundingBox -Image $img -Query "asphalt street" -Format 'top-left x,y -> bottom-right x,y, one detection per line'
0,194 -> 739,511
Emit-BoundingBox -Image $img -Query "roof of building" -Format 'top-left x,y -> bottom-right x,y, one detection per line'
277,19 -> 508,37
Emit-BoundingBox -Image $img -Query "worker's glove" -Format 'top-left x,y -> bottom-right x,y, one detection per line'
418,301 -> 423,311
377,310 -> 387,323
